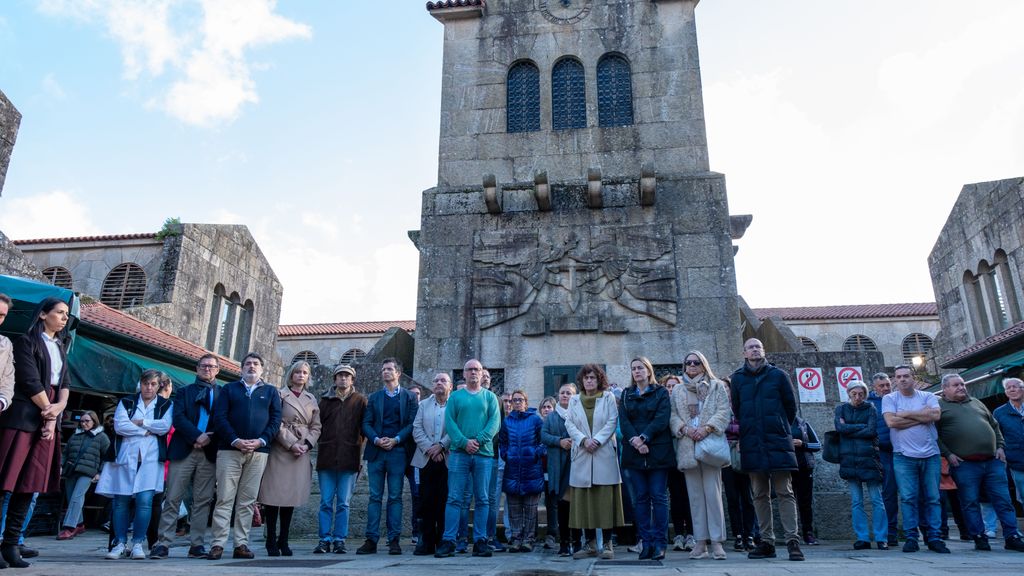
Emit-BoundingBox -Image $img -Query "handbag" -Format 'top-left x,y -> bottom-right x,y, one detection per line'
729,442 -> 743,472
822,430 -> 842,464
695,432 -> 730,467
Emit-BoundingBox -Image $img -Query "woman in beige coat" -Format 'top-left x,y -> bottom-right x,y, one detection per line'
564,364 -> 624,560
669,350 -> 732,560
259,360 -> 322,556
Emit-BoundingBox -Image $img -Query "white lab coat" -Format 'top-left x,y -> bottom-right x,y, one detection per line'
96,396 -> 172,496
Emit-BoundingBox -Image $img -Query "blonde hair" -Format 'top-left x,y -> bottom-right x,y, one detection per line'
683,350 -> 718,381
284,360 -> 312,391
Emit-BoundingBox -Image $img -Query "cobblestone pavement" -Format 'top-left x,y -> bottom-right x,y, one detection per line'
13,533 -> 1024,576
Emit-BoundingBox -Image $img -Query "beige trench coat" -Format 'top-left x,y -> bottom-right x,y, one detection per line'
669,377 -> 732,470
564,391 -> 621,488
258,387 -> 322,507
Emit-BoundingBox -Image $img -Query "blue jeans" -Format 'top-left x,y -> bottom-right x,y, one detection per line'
628,468 -> 669,549
365,450 -> 407,542
848,480 -> 887,543
443,451 -> 491,543
113,490 -> 155,545
948,458 -> 1021,539
318,470 -> 357,541
879,450 -> 899,537
0,493 -> 37,545
488,456 -> 502,540
893,453 -> 942,542
1010,468 -> 1024,509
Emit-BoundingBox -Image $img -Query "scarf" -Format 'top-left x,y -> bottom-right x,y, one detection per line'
682,373 -> 710,419
555,403 -> 570,420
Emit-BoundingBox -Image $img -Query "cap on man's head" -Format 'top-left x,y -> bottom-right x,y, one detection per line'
333,364 -> 356,377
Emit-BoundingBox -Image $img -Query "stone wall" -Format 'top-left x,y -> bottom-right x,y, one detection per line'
784,318 -> 940,368
928,177 -> 1024,360
434,0 -> 709,188
17,236 -> 165,299
277,334 -> 381,370
0,230 -> 44,280
0,89 -> 20,197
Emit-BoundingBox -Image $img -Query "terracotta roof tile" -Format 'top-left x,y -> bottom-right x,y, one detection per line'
278,320 -> 416,337
80,302 -> 240,372
752,302 -> 938,321
13,233 -> 158,245
426,0 -> 484,10
941,320 -> 1024,367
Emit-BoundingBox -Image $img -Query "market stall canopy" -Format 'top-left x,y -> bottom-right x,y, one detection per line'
0,273 -> 79,338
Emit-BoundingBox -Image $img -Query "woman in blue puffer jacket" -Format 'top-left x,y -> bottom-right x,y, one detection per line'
499,388 -> 545,552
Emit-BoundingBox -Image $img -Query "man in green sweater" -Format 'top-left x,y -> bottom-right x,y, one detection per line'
434,359 -> 501,559
936,374 -> 1024,553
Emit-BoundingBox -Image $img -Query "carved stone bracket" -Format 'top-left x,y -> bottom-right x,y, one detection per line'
483,174 -> 501,214
534,171 -> 551,211
587,168 -> 603,208
640,165 -> 656,206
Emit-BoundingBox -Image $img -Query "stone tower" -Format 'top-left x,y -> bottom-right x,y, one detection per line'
413,0 -> 745,393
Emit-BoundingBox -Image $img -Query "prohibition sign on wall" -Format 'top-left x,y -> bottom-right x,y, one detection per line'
795,367 -> 825,403
835,366 -> 863,402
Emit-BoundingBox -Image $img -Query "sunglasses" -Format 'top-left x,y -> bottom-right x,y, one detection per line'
684,360 -> 702,367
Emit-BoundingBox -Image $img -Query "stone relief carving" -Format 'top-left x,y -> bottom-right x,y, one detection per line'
472,227 -> 678,332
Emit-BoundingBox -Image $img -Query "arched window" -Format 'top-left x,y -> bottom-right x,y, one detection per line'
798,337 -> 819,352
551,57 -> 586,130
292,350 -> 320,366
964,269 -> 992,340
902,333 -> 934,365
597,53 -> 634,127
100,263 -> 146,309
42,266 -> 72,290
993,249 -> 1022,326
843,334 -> 878,352
341,348 -> 367,365
507,61 -> 541,133
232,299 -> 254,360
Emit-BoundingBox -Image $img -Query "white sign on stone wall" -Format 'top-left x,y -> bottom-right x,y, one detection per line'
795,367 -> 825,403
834,366 -> 863,403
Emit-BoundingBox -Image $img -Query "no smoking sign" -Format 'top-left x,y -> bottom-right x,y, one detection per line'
835,366 -> 863,402
795,367 -> 825,403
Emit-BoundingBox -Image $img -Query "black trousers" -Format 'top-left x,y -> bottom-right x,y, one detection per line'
667,467 -> 693,536
791,468 -> 815,537
419,459 -> 448,548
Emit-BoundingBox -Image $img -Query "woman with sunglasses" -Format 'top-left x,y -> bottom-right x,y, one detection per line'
670,351 -> 732,560
57,410 -> 109,540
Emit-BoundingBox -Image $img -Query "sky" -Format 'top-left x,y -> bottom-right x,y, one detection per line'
1,0 -> 1022,324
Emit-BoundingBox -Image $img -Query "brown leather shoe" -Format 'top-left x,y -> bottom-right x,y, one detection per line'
233,545 -> 255,559
206,545 -> 224,560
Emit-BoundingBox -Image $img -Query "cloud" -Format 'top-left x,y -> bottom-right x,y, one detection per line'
0,190 -> 104,239
38,0 -> 311,127
41,73 -> 67,100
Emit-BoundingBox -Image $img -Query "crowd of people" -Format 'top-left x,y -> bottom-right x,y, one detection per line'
1,300 -> 1023,567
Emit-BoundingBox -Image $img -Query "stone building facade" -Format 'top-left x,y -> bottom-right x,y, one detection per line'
277,320 -> 416,369
753,303 -> 939,371
14,223 -> 284,367
929,177 -> 1024,362
414,0 -> 747,398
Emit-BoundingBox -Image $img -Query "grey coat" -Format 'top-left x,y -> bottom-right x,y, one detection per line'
542,409 -> 571,498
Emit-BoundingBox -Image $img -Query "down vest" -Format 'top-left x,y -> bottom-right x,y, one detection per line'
500,408 -> 545,496
834,402 -> 882,483
730,362 -> 798,473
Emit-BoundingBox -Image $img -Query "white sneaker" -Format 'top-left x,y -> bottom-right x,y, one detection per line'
684,534 -> 696,551
673,534 -> 686,551
130,542 -> 147,559
627,542 -> 642,553
106,543 -> 126,560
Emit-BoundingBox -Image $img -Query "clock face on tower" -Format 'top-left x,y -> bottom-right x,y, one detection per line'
540,0 -> 592,25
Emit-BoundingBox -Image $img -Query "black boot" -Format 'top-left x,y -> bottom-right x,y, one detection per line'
266,533 -> 280,556
1,543 -> 29,568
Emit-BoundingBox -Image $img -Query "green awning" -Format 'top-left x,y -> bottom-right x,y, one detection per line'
0,274 -> 79,339
67,336 -> 229,396
933,348 -> 1024,399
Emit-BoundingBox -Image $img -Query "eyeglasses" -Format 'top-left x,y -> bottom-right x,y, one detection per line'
198,364 -> 218,370
684,360 -> 702,367
80,419 -> 92,424
511,398 -> 526,403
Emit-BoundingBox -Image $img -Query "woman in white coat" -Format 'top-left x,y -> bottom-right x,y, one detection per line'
97,369 -> 172,560
564,364 -> 624,560
669,350 -> 732,560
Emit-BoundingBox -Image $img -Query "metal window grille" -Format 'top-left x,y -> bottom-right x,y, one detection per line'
901,333 -> 934,364
100,263 -> 147,309
507,62 -> 541,133
842,334 -> 878,352
597,54 -> 634,127
798,337 -> 819,352
341,349 -> 367,365
552,58 -> 586,130
42,266 -> 73,290
292,350 -> 320,366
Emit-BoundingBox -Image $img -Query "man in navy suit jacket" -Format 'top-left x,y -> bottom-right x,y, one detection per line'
355,357 -> 417,556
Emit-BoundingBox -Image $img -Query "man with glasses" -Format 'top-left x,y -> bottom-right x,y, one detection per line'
867,372 -> 899,546
151,354 -> 222,559
435,359 -> 501,558
993,378 -> 1024,510
936,374 -> 1024,552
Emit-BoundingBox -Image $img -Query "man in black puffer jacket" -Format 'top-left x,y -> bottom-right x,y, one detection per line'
730,338 -> 802,562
